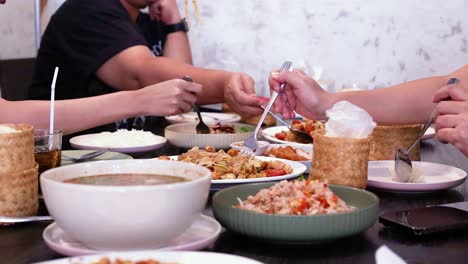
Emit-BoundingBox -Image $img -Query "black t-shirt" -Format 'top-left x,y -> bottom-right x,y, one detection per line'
29,0 -> 167,148
30,0 -> 166,100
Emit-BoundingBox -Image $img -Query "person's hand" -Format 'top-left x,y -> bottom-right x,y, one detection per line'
433,80 -> 468,156
269,69 -> 332,120
148,0 -> 181,24
223,73 -> 263,118
139,79 -> 202,116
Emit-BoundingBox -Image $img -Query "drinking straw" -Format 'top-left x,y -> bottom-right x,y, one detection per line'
49,67 -> 59,147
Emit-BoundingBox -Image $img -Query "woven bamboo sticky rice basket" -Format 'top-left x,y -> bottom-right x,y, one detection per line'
0,124 -> 35,174
0,164 -> 38,217
310,134 -> 371,189
0,123 -> 38,216
369,123 -> 422,161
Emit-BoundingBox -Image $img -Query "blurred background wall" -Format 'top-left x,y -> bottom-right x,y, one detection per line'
1,0 -> 467,96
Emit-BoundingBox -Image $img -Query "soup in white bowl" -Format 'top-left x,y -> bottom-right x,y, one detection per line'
40,159 -> 211,251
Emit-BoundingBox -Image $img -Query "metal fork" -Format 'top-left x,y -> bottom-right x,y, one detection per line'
243,61 -> 294,153
394,77 -> 459,181
182,76 -> 210,134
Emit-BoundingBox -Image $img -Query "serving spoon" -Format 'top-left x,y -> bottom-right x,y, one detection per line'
62,150 -> 107,162
394,78 -> 459,182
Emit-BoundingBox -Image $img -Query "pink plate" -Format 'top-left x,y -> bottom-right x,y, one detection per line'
43,214 -> 221,256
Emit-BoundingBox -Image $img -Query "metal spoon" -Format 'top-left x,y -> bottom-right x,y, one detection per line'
259,106 -> 313,143
62,150 -> 107,162
0,215 -> 53,224
182,76 -> 210,134
394,78 -> 459,182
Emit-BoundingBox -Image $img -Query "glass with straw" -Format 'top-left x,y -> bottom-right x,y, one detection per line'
34,67 -> 62,193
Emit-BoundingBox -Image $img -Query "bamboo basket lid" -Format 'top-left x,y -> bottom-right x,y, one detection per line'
0,124 -> 35,174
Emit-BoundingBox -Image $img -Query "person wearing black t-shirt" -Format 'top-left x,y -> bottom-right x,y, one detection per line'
29,0 -> 262,148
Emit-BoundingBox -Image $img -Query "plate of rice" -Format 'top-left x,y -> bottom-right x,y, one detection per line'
69,129 -> 167,153
212,180 -> 379,242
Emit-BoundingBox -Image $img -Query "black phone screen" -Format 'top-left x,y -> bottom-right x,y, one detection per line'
380,205 -> 468,235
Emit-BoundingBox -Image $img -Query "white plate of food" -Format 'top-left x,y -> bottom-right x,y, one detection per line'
262,119 -> 324,145
422,126 -> 436,140
164,123 -> 255,149
35,251 -> 261,264
159,149 -> 307,190
367,160 -> 467,193
69,129 -> 167,153
262,126 -> 313,146
42,214 -> 222,257
165,112 -> 241,125
263,143 -> 313,173
36,250 -> 261,264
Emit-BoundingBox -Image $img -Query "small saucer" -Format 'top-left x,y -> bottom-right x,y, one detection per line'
43,214 -> 221,256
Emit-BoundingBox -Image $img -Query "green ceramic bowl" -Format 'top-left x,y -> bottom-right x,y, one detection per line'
212,182 -> 379,243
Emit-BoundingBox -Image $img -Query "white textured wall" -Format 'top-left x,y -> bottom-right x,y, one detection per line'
0,1 -> 36,59
183,0 -> 468,94
1,0 -> 468,96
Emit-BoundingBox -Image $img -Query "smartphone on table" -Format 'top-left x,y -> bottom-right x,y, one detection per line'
379,201 -> 468,235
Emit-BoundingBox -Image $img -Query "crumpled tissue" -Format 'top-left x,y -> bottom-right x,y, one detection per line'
325,101 -> 376,138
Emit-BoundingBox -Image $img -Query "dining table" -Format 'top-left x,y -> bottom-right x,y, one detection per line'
1,120 -> 468,264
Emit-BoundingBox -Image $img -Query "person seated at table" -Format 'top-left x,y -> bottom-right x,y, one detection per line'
29,0 -> 262,119
1,79 -> 201,134
268,65 -> 468,157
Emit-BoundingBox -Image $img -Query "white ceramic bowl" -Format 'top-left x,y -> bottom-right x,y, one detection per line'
165,123 -> 256,149
264,143 -> 313,173
40,159 -> 211,251
230,141 -> 270,156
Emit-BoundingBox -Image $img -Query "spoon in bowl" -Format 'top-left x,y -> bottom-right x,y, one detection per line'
394,78 -> 459,182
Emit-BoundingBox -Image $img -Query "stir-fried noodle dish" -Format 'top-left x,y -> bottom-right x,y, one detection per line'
160,146 -> 293,180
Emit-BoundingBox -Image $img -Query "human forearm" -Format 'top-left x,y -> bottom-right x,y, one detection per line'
163,32 -> 193,64
0,92 -> 142,135
332,76 -> 448,124
136,56 -> 230,104
334,65 -> 468,123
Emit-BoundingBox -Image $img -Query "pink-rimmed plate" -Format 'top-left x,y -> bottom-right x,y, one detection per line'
42,214 -> 221,257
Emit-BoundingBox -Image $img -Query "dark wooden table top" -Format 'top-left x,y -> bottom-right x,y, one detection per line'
1,138 -> 467,264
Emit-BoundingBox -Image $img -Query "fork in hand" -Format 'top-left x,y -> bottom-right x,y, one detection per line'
182,76 -> 210,134
243,61 -> 294,154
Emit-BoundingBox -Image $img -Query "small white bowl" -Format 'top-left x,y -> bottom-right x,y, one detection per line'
230,140 -> 270,156
40,159 -> 211,251
264,143 -> 313,173
165,123 -> 255,149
